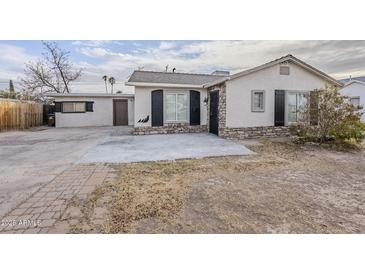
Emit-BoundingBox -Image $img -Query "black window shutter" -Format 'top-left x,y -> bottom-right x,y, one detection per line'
86,102 -> 94,112
189,90 -> 201,125
151,90 -> 163,126
274,90 -> 285,126
54,102 -> 62,112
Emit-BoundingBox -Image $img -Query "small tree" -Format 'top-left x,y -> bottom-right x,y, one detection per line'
295,85 -> 365,144
8,80 -> 16,99
21,41 -> 82,93
102,75 -> 108,93
109,77 -> 115,94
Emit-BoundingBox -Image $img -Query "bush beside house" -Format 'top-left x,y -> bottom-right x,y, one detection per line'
292,85 -> 365,146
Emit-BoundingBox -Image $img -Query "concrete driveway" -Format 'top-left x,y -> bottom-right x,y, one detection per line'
79,133 -> 254,164
0,126 -> 124,217
0,126 -> 252,219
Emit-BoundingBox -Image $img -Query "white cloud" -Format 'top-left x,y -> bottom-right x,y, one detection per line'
71,40 -> 365,92
159,41 -> 177,50
2,40 -> 365,93
72,40 -> 111,47
78,47 -> 111,58
0,44 -> 37,90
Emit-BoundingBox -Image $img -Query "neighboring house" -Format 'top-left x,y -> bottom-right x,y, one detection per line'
339,80 -> 365,121
51,93 -> 134,127
126,54 -> 342,138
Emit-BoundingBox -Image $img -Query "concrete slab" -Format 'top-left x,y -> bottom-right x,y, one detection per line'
79,133 -> 254,164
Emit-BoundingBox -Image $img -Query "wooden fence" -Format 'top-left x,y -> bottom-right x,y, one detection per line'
0,99 -> 43,131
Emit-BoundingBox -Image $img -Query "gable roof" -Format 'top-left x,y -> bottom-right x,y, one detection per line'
205,54 -> 342,88
126,70 -> 227,88
340,76 -> 365,84
343,80 -> 365,87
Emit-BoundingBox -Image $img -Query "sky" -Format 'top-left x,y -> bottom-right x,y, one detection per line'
0,40 -> 365,93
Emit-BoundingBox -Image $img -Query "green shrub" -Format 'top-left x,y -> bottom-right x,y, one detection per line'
295,85 -> 365,145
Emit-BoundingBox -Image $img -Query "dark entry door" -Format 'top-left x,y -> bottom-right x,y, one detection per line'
190,90 -> 200,125
151,90 -> 163,127
209,91 -> 219,135
274,90 -> 285,126
113,100 -> 128,126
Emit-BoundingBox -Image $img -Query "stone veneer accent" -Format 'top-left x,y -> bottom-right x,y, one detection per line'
207,83 -> 227,135
207,82 -> 292,139
134,124 -> 207,135
220,126 -> 291,139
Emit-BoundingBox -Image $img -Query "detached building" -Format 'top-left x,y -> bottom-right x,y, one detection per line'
52,93 -> 134,127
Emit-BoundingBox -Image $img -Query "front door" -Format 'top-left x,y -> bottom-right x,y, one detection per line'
209,91 -> 219,135
113,100 -> 128,126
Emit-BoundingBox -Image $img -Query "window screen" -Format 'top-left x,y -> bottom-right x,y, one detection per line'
62,102 -> 86,113
251,91 -> 265,112
350,97 -> 360,108
165,93 -> 188,122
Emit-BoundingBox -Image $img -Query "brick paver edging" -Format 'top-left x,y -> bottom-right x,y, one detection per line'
0,164 -> 115,234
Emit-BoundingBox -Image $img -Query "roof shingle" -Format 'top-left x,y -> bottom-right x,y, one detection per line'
127,70 -> 226,86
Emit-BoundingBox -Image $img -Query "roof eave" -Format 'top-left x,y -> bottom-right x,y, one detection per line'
203,77 -> 230,88
45,93 -> 135,98
344,80 -> 365,87
125,81 -> 204,89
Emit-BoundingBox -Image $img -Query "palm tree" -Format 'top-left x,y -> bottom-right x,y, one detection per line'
102,75 -> 108,93
109,77 -> 116,94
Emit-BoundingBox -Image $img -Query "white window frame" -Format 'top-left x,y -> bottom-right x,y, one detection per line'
164,91 -> 189,123
349,97 -> 360,108
251,90 -> 265,112
285,90 -> 309,125
61,102 -> 86,113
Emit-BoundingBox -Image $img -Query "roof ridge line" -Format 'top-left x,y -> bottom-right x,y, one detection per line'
133,70 -> 226,77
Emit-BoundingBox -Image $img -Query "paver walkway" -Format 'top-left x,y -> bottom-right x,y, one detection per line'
0,164 -> 116,234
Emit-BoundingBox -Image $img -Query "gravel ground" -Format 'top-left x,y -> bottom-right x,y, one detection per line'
71,138 -> 365,233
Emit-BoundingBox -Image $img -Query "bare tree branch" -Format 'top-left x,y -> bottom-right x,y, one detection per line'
21,41 -> 82,93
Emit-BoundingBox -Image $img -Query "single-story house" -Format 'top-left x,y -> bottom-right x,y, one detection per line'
339,79 -> 365,121
52,93 -> 134,127
126,54 -> 342,138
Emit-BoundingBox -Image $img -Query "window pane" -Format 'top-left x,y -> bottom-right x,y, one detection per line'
177,94 -> 188,121
253,92 -> 264,110
297,93 -> 307,121
350,98 -> 360,107
287,93 -> 297,123
62,102 -> 74,112
75,103 -> 85,112
166,94 -> 176,121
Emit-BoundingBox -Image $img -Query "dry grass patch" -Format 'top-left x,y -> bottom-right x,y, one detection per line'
67,139 -> 365,233
105,161 -> 210,233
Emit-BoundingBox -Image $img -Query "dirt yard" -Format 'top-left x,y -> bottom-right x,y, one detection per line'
65,138 -> 365,233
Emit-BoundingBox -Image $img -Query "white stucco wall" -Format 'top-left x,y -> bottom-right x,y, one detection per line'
340,82 -> 365,121
134,87 -> 207,127
225,63 -> 329,127
55,96 -> 134,127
